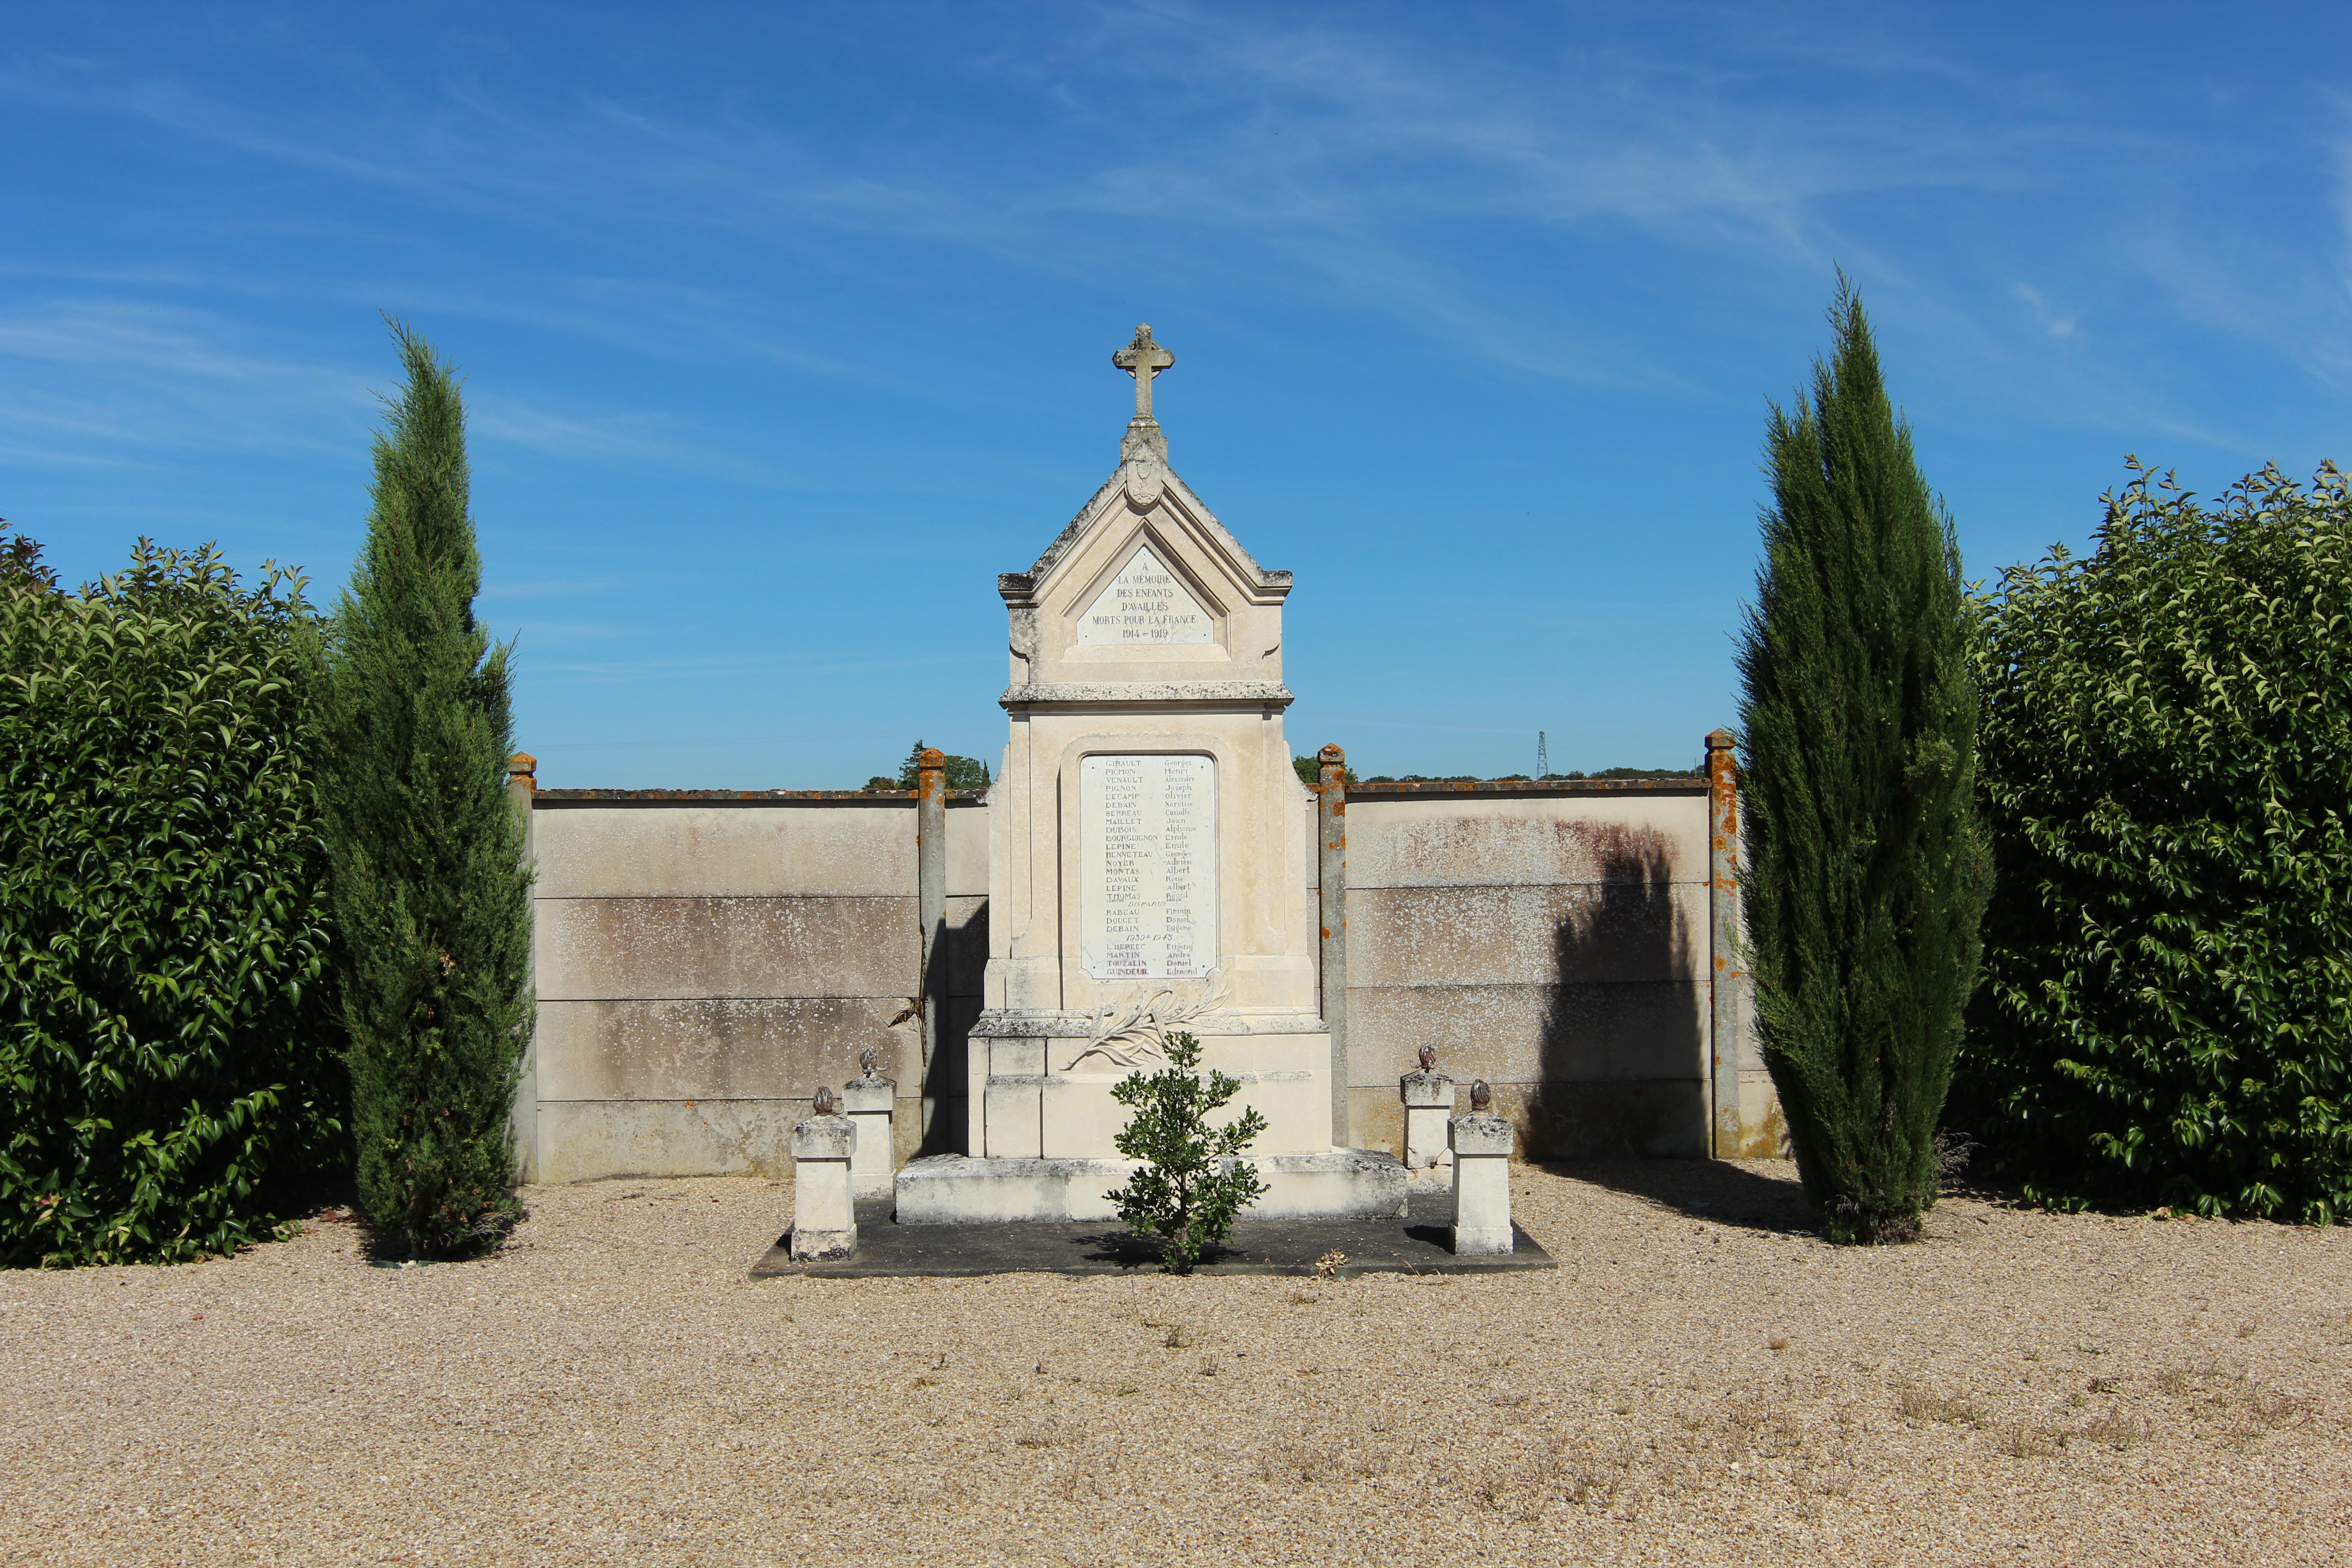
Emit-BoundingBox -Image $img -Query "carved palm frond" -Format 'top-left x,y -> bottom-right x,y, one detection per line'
1065,970 -> 1233,1070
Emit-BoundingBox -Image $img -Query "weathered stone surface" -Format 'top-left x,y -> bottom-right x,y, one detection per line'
1399,1066 -> 1455,1108
1447,1109 -> 1514,1158
1737,1070 -> 1791,1158
791,1114 -> 858,1262
894,1150 -> 1405,1225
1400,1065 -> 1456,1173
1348,1076 -> 1707,1162
1449,1111 -> 1514,1256
533,804 -> 915,899
999,681 -> 1296,706
1344,796 -> 1706,890
791,1113 -> 855,1161
1345,883 -> 1704,989
843,1076 -> 896,1200
1031,1067 -> 1324,1161
533,1098 -> 806,1183
534,998 -> 918,1101
536,896 -> 918,1000
945,804 -> 990,898
1345,980 -> 1710,1088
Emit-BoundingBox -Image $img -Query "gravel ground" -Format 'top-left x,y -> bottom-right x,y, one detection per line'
5,1158 -> 2348,1567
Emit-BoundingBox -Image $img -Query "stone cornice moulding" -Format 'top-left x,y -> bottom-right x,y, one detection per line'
999,680 -> 1296,709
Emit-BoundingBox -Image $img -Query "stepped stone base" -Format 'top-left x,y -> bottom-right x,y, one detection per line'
894,1150 -> 1408,1225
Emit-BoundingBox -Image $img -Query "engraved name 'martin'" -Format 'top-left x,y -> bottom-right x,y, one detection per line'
1074,546 -> 1214,646
1079,754 -> 1217,980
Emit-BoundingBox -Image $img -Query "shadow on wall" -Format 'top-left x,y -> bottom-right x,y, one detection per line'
927,897 -> 988,1156
1522,825 -> 1705,1159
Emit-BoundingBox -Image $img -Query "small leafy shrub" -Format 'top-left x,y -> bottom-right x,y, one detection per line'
1,536 -> 344,1266
1962,460 -> 2352,1225
1103,1030 -> 1268,1273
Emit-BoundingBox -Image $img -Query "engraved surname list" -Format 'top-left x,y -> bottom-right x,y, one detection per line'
1079,754 -> 1217,980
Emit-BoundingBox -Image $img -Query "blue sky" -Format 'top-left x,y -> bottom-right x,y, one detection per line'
7,2 -> 2349,786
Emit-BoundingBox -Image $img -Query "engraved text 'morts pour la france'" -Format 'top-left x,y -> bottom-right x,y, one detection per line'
1079,754 -> 1217,980
1074,544 -> 1214,646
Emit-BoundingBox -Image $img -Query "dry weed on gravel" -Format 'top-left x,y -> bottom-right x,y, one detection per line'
4,1159 -> 2348,1567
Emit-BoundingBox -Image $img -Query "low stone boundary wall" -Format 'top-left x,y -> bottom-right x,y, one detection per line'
514,784 -> 985,1183
514,735 -> 1781,1183
1320,757 -> 1778,1161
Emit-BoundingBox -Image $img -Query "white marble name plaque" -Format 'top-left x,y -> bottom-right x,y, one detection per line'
1079,753 -> 1217,980
1075,545 -> 1214,645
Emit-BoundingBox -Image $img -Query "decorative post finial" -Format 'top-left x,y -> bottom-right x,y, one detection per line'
1470,1079 -> 1492,1112
860,1047 -> 880,1078
813,1085 -> 838,1117
1417,1043 -> 1436,1073
1112,324 -> 1175,425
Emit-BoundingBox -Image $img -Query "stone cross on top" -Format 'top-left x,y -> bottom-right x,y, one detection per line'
1113,324 -> 1174,423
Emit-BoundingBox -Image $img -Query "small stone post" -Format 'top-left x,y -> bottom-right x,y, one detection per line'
843,1048 -> 897,1202
1317,743 -> 1349,1148
1705,728 -> 1745,1159
1448,1080 -> 1515,1256
915,748 -> 947,1153
790,1087 -> 857,1262
1399,1043 -> 1455,1176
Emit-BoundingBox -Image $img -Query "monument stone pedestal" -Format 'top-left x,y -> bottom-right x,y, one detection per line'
789,1102 -> 858,1262
843,1068 -> 896,1202
897,326 -> 1404,1225
1448,1096 -> 1516,1256
1401,1048 -> 1457,1180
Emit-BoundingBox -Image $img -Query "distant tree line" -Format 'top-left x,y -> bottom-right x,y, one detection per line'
1289,757 -> 1701,786
865,740 -> 990,792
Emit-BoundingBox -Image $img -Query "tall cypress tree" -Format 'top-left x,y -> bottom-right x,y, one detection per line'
1735,280 -> 1988,1245
321,322 -> 532,1258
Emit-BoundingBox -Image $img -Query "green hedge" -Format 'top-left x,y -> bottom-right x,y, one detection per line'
1962,461 -> 2352,1223
1,539 -> 345,1266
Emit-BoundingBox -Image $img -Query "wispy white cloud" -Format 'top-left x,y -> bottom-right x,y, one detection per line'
0,12 -> 2126,392
5,6 -> 2346,446
0,299 -> 374,463
2014,284 -> 2080,341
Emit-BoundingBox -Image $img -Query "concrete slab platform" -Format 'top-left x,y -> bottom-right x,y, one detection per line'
749,1193 -> 1556,1279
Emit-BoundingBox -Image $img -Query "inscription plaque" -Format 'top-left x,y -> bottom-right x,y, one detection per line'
1075,545 -> 1214,645
1079,753 -> 1217,980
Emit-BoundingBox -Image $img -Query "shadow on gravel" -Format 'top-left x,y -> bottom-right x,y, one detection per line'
1535,1156 -> 1821,1235
296,1181 -> 529,1269
1540,1155 -> 2030,1240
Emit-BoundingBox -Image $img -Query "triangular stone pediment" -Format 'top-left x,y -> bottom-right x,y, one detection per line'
1075,542 -> 1215,646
